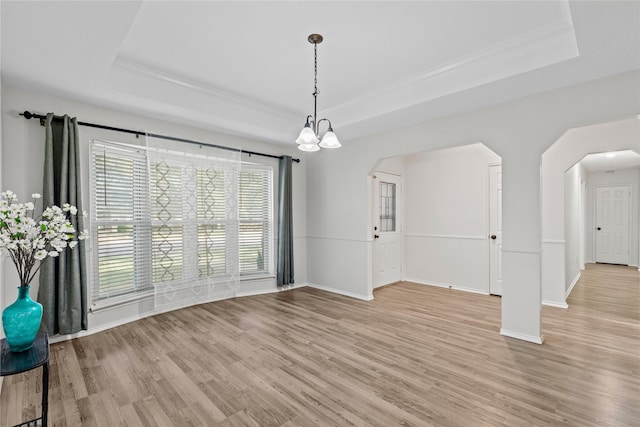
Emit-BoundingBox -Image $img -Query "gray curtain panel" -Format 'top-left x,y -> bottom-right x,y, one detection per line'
38,113 -> 88,334
277,156 -> 294,286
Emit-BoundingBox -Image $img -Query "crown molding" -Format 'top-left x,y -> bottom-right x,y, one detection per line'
111,56 -> 298,122
323,8 -> 579,126
103,56 -> 299,144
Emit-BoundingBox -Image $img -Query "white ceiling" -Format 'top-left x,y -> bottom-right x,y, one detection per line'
580,150 -> 640,173
2,1 -> 639,146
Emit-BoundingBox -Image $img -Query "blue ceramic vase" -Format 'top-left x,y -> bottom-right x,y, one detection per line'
2,286 -> 43,352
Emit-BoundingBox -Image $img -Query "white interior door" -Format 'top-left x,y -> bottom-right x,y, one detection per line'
373,172 -> 402,288
595,185 -> 630,265
489,165 -> 503,295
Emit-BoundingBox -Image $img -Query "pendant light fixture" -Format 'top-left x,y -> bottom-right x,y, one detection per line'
296,34 -> 341,152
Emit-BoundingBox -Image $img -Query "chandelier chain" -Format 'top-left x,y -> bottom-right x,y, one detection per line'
314,42 -> 319,96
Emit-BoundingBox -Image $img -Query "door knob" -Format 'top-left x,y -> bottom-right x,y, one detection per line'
490,235 -> 497,240
596,227 -> 601,231
374,234 -> 380,239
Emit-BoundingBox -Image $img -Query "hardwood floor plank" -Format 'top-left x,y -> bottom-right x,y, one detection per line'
1,263 -> 638,426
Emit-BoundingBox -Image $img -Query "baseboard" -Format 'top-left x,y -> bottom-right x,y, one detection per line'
500,328 -> 544,344
49,284 -> 305,345
565,271 -> 581,299
235,283 -> 307,298
542,300 -> 569,309
404,278 -> 449,289
50,314 -> 146,344
404,278 -> 489,295
306,283 -> 373,301
451,285 -> 490,295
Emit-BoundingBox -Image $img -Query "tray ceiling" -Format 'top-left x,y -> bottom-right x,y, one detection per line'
2,1 -> 639,146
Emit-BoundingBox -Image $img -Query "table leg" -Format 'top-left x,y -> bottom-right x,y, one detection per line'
42,361 -> 49,426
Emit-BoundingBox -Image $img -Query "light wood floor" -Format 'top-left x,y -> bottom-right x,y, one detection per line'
1,263 -> 638,426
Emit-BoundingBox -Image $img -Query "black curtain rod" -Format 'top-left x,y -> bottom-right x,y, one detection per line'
19,111 -> 300,163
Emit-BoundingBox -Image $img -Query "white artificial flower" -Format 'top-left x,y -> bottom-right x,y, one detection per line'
0,191 -> 87,286
34,249 -> 48,260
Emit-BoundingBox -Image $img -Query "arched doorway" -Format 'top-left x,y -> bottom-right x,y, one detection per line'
541,117 -> 640,308
369,143 -> 503,298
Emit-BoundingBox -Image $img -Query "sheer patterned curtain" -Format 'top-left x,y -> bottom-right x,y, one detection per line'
146,137 -> 241,311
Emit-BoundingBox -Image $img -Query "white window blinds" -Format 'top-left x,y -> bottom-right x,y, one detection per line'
91,142 -> 152,300
239,165 -> 273,276
90,139 -> 273,308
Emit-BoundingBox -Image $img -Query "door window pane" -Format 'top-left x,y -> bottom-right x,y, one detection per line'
379,182 -> 396,232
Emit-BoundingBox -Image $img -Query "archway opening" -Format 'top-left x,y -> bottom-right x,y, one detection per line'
564,150 -> 640,295
368,142 -> 503,300
541,117 -> 640,311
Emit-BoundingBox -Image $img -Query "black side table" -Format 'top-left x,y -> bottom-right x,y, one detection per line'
1,330 -> 50,427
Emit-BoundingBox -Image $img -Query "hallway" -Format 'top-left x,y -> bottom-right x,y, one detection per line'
540,262 -> 640,425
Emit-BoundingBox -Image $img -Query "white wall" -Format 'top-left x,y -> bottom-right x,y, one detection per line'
307,70 -> 640,343
585,168 -> 640,266
403,143 -> 500,293
1,83 -> 308,337
376,156 -> 406,176
564,162 -> 587,298
541,116 -> 640,306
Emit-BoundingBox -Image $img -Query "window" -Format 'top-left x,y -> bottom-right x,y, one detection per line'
91,140 -> 273,304
92,144 -> 152,300
239,166 -> 272,276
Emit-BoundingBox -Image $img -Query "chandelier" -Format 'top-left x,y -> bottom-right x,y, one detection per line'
296,34 -> 341,152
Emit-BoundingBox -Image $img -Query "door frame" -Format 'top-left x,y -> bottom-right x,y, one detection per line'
487,162 -> 502,295
579,180 -> 586,269
593,183 -> 632,265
